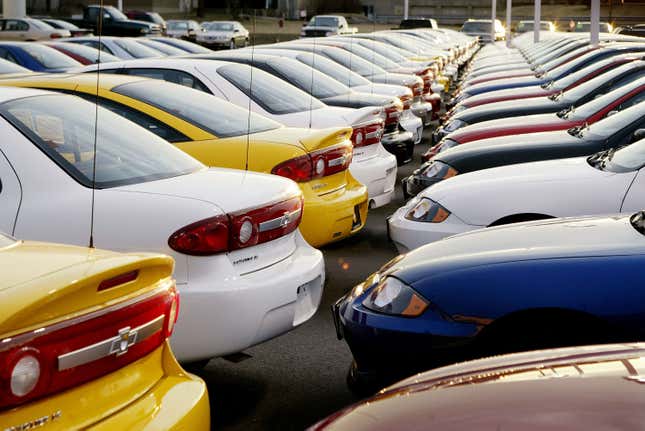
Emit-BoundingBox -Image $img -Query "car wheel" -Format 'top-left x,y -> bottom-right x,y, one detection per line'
230,39 -> 236,49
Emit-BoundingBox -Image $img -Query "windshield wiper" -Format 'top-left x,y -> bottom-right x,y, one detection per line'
548,90 -> 564,101
556,106 -> 574,119
540,80 -> 554,89
587,148 -> 615,170
567,124 -> 586,138
630,211 -> 645,235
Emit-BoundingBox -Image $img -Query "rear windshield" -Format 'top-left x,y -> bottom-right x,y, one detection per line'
267,58 -> 349,98
309,17 -> 338,27
0,94 -> 203,188
112,79 -> 282,137
151,37 -> 211,53
168,21 -> 189,30
112,39 -> 163,58
53,42 -> 120,63
343,43 -> 397,70
461,21 -> 491,32
296,52 -> 370,87
135,39 -> 185,55
218,63 -> 325,114
319,45 -> 387,76
21,44 -> 81,69
204,22 -> 234,31
28,19 -> 55,30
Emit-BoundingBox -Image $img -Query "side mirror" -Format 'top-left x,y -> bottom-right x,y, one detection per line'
234,28 -> 240,33
633,128 -> 645,141
103,13 -> 111,20
606,110 -> 618,117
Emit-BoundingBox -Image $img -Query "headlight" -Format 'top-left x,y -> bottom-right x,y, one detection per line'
439,138 -> 459,152
140,27 -> 151,34
452,93 -> 470,104
443,120 -> 466,133
405,197 -> 451,223
452,105 -> 467,115
422,161 -> 458,180
325,31 -> 337,36
362,276 -> 428,317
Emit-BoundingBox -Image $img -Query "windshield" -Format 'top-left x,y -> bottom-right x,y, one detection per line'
168,21 -> 189,31
560,64 -> 642,105
321,46 -> 388,76
0,94 -> 203,188
583,100 -> 645,140
113,39 -> 163,58
204,22 -> 235,31
296,52 -> 370,87
104,6 -> 128,21
54,42 -> 120,63
46,19 -> 79,30
343,43 -> 398,70
27,19 -> 55,30
575,22 -> 612,32
462,21 -> 492,32
567,79 -> 645,120
267,58 -> 349,98
605,138 -> 645,171
21,44 -> 81,69
310,17 -> 339,27
218,63 -> 325,114
135,39 -> 185,55
355,40 -> 407,62
152,37 -> 211,53
113,80 -> 281,137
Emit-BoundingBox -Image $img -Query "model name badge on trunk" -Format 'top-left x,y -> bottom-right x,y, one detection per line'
4,411 -> 61,431
233,255 -> 258,265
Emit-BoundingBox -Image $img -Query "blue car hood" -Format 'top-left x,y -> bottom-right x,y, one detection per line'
464,74 -> 546,96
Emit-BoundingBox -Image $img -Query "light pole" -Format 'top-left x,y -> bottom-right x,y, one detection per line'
491,0 -> 497,43
2,0 -> 26,17
533,0 -> 541,43
404,0 -> 409,20
506,0 -> 512,47
590,0 -> 600,46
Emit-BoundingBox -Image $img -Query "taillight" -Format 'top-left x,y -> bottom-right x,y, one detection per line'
50,33 -> 62,39
168,195 -> 304,255
399,94 -> 413,110
272,143 -> 353,182
351,120 -> 384,147
415,67 -> 433,93
0,281 -> 178,410
407,81 -> 424,97
383,101 -> 403,126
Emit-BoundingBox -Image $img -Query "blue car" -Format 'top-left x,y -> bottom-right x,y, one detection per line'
333,212 -> 645,392
0,42 -> 81,72
452,43 -> 645,104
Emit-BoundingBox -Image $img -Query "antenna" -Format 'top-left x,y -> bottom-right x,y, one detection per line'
245,9 -> 256,171
89,0 -> 104,249
308,35 -> 316,129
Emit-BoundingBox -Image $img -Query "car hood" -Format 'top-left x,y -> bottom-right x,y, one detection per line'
114,167 -> 301,215
460,85 -> 551,108
424,156 -> 635,226
453,96 -> 561,122
449,112 -> 570,142
322,91 -> 396,108
392,213 -> 644,285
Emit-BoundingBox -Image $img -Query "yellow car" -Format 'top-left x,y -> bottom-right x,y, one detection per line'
0,73 -> 368,248
0,233 -> 209,430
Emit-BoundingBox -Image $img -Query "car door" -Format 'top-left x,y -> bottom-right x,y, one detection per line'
0,19 -> 29,41
0,146 -> 21,235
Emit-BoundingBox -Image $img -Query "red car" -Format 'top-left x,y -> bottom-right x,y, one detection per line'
309,343 -> 645,431
451,54 -> 641,112
427,74 -> 645,158
43,41 -> 120,65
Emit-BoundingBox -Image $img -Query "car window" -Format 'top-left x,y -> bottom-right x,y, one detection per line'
296,53 -> 370,87
21,44 -> 81,69
217,63 -> 325,114
168,21 -> 188,31
585,100 -> 645,140
28,19 -> 55,30
112,79 -> 282,137
0,94 -> 203,188
135,39 -> 185,55
0,47 -> 18,64
112,39 -> 162,58
74,94 -> 190,143
4,20 -> 29,32
122,68 -> 210,91
606,138 -> 645,171
322,46 -> 386,76
562,67 -> 645,105
266,58 -> 349,98
571,78 -> 645,119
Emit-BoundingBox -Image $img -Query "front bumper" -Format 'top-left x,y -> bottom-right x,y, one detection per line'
382,129 -> 415,165
387,205 -> 479,253
0,342 -> 210,430
299,174 -> 368,247
401,173 -> 442,200
171,230 -> 325,362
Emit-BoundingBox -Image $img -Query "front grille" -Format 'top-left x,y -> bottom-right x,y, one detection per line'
305,30 -> 328,37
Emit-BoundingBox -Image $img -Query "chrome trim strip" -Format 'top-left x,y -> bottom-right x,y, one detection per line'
258,209 -> 301,233
318,184 -> 347,197
57,314 -> 164,371
365,130 -> 381,139
328,156 -> 347,167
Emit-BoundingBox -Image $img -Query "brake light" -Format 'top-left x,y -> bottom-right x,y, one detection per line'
399,94 -> 413,110
383,101 -> 403,126
50,33 -> 63,39
0,282 -> 178,410
407,81 -> 424,97
351,120 -> 384,148
415,67 -> 434,93
168,195 -> 304,255
271,143 -> 353,182
98,270 -> 139,291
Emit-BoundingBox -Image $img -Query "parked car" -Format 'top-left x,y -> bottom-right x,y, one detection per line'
390,101 -> 645,252
39,18 -> 92,36
335,211 -> 645,390
432,60 -> 645,148
197,21 -> 249,49
166,19 -> 200,41
616,24 -> 645,38
0,41 -> 82,71
134,37 -> 187,55
0,18 -> 70,40
64,36 -> 165,58
125,10 -> 166,34
0,233 -> 210,429
88,58 -> 398,210
42,41 -> 120,64
574,21 -> 613,33
0,86 -> 325,365
311,343 -> 645,429
461,19 -> 505,43
0,56 -> 29,74
300,15 -> 357,38
398,18 -> 439,30
150,35 -> 213,53
516,20 -> 556,32
200,51 -> 417,166
4,72 -> 368,247
64,5 -> 161,36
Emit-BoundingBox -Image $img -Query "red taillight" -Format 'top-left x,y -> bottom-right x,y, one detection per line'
98,270 -> 139,291
168,195 -> 304,255
407,82 -> 424,97
415,68 -> 434,94
50,33 -> 63,39
399,94 -> 413,110
384,102 -> 403,126
0,282 -> 178,410
272,143 -> 353,182
351,120 -> 384,148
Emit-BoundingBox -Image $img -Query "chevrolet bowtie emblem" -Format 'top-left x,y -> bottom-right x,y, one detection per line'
110,326 -> 138,356
279,213 -> 291,228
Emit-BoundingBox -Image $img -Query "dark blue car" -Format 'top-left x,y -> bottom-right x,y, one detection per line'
452,43 -> 645,104
0,42 -> 81,72
333,212 -> 645,392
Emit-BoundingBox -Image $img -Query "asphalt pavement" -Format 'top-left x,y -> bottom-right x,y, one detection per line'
195,141 -> 427,430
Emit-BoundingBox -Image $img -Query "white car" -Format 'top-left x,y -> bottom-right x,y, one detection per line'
198,21 -> 249,49
388,137 -> 645,253
0,18 -> 70,41
0,87 -> 325,364
65,36 -> 165,59
86,58 -> 398,208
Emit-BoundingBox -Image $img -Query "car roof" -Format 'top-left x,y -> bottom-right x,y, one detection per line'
0,86 -> 57,103
0,72 -> 150,91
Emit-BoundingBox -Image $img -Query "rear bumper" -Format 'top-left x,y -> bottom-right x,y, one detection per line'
350,144 -> 398,208
0,342 -> 210,431
382,130 -> 415,165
